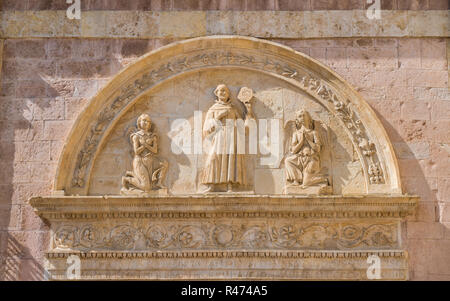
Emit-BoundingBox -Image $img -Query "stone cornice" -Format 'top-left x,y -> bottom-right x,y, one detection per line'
29,194 -> 418,220
1,10 -> 447,39
46,250 -> 408,259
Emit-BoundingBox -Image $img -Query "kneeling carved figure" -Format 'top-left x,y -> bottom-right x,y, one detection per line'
121,114 -> 168,195
284,109 -> 330,193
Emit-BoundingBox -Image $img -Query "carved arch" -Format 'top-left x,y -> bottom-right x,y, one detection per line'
54,36 -> 402,195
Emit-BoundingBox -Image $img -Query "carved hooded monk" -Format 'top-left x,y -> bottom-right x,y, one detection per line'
201,84 -> 246,192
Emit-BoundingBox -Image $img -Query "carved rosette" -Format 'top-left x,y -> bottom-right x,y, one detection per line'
52,222 -> 398,251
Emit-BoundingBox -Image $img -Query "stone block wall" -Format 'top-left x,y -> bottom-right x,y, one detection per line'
0,0 -> 448,280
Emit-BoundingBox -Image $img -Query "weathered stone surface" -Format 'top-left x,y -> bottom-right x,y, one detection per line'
1,10 -> 448,38
394,142 -> 430,159
159,12 -> 206,38
14,36 -> 427,281
408,11 -> 449,37
1,0 -> 447,11
0,5 -> 448,280
29,194 -> 417,280
407,221 -> 444,239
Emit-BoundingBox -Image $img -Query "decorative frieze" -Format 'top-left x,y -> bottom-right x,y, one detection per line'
51,221 -> 398,251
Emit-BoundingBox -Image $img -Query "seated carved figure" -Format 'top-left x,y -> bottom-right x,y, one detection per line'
285,109 -> 328,188
121,114 -> 168,194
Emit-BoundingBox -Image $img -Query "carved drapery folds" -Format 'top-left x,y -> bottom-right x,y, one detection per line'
62,37 -> 398,195
200,84 -> 251,193
31,37 -> 414,280
300,75 -> 385,186
284,109 -> 331,194
121,114 -> 168,195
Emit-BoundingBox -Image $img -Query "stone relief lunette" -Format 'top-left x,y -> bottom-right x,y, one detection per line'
70,50 -> 386,191
120,86 -> 335,195
121,113 -> 168,195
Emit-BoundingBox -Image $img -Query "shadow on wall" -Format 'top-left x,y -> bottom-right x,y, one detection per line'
0,35 -> 448,280
0,234 -> 45,281
289,36 -> 450,280
370,100 -> 448,280
0,38 -> 124,280
0,74 -> 54,280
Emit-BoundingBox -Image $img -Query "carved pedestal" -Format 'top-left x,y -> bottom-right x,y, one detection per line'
30,194 -> 417,280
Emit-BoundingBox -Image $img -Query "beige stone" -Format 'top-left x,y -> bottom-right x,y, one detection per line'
325,11 -> 353,38
55,11 -> 81,37
206,11 -> 238,35
81,11 -> 107,38
408,11 -> 449,37
53,37 -> 403,196
121,114 -> 168,195
376,11 -> 408,37
106,11 -> 158,38
0,10 -> 448,39
23,36 -> 422,280
159,12 -> 206,38
5,25 -> 448,281
24,11 -> 60,37
0,12 -> 27,37
254,169 -> 285,194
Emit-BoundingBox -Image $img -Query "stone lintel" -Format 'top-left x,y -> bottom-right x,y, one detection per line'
33,195 -> 416,280
29,194 -> 418,220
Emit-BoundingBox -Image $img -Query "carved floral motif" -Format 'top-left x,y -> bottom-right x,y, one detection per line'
53,222 -> 397,251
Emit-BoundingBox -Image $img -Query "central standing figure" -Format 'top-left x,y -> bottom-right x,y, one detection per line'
201,84 -> 247,192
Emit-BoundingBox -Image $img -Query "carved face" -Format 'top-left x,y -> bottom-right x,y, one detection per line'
296,110 -> 313,129
137,114 -> 152,131
214,84 -> 230,103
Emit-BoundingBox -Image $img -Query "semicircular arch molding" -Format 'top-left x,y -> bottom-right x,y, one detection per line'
54,36 -> 402,195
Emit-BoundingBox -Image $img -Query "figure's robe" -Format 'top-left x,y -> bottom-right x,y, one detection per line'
202,101 -> 246,185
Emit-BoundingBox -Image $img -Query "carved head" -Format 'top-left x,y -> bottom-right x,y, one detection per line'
214,84 -> 231,103
295,109 -> 313,129
137,114 -> 152,131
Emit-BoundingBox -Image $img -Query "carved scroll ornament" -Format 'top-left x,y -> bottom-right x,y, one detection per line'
53,222 -> 398,251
